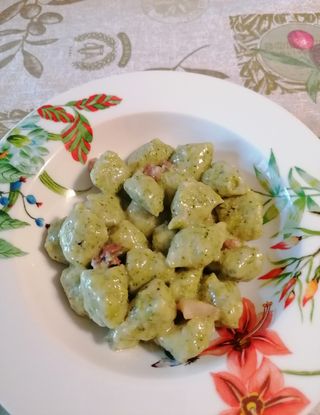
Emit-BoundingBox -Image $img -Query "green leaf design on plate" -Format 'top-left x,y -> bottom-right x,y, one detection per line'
0,161 -> 23,183
288,168 -> 304,196
39,170 -> 91,197
37,105 -> 74,123
28,127 -> 48,140
254,151 -> 284,197
0,238 -> 26,258
19,147 -> 33,159
31,155 -> 45,166
61,112 -> 92,164
305,70 -> 320,103
306,196 -> 320,213
0,211 -> 29,230
66,93 -> 122,112
39,170 -> 72,196
281,369 -> 320,376
47,132 -> 62,141
267,150 -> 281,191
263,203 -> 279,224
294,227 -> 320,236
37,146 -> 50,157
283,196 -> 306,234
7,134 -> 31,147
295,167 -> 320,191
254,165 -> 272,193
271,257 -> 298,266
255,48 -> 315,68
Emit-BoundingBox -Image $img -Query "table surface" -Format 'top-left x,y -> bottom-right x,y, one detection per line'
0,1 -> 320,414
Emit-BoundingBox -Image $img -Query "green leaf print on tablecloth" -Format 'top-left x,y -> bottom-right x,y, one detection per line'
230,13 -> 320,102
146,45 -> 229,79
0,1 -> 86,78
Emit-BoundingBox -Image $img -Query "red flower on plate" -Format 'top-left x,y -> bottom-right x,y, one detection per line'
279,277 -> 297,301
212,357 -> 310,415
270,236 -> 302,250
202,299 -> 290,380
284,290 -> 296,308
258,267 -> 285,280
302,279 -> 319,306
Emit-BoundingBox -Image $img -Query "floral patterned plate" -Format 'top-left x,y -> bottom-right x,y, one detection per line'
1,71 -> 320,415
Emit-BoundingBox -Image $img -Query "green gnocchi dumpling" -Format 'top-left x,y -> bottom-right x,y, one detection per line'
157,317 -> 215,362
126,138 -> 174,170
80,264 -> 128,328
124,172 -> 164,217
126,201 -> 158,237
202,161 -> 249,197
44,218 -> 68,264
60,264 -> 86,316
169,268 -> 202,301
168,180 -> 223,230
109,220 -> 148,251
220,246 -> 263,282
59,203 -> 109,266
126,248 -> 175,292
152,222 -> 176,254
85,193 -> 125,227
199,273 -> 243,328
216,191 -> 263,240
90,150 -> 130,193
166,222 -> 227,268
159,169 -> 190,203
170,142 -> 213,180
107,321 -> 140,350
108,279 -> 176,349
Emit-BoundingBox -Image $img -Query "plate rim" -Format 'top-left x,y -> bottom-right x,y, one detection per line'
1,70 -> 320,415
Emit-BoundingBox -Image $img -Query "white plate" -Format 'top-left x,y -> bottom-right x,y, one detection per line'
1,71 -> 320,415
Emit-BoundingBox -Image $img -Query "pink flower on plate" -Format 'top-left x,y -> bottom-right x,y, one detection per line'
288,30 -> 314,50
212,357 -> 310,415
202,299 -> 290,380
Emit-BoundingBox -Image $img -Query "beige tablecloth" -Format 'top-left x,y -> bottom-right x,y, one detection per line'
1,0 -> 320,139
1,1 -> 320,414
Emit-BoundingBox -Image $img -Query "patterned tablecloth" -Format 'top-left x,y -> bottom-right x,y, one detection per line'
1,1 -> 320,414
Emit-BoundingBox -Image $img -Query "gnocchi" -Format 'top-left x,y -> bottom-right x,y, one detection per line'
44,218 -> 68,264
81,264 -> 128,328
44,139 -> 264,363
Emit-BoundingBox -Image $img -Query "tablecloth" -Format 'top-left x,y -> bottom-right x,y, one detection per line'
1,1 -> 320,414
1,0 -> 320,140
